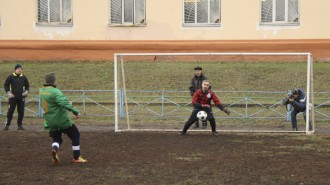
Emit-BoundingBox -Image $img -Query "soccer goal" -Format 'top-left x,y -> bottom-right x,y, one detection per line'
114,52 -> 315,134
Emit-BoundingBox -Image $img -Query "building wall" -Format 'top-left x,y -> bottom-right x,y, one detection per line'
0,0 -> 329,40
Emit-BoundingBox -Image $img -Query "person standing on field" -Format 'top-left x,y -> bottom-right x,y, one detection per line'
39,73 -> 87,165
189,66 -> 208,129
3,64 -> 30,130
181,80 -> 230,135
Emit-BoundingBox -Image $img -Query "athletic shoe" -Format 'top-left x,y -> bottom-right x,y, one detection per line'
17,126 -> 25,130
179,131 -> 186,135
3,126 -> 9,130
202,121 -> 207,129
52,150 -> 60,165
212,131 -> 219,135
72,156 -> 88,163
309,125 -> 313,131
192,121 -> 199,129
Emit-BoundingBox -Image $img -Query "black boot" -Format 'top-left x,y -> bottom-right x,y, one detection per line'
193,121 -> 199,129
202,121 -> 207,129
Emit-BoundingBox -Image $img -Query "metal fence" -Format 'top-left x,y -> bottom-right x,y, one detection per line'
0,89 -> 329,121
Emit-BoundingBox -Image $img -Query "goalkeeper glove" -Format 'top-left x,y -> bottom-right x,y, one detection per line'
7,92 -> 15,98
223,108 -> 230,115
22,90 -> 29,97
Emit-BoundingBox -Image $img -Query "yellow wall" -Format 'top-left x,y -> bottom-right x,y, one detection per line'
0,0 -> 329,40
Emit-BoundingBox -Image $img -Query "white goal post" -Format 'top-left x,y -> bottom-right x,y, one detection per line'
114,52 -> 314,134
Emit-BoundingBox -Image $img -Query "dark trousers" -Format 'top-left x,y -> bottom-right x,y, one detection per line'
6,98 -> 25,126
49,124 -> 80,147
182,108 -> 216,132
291,109 -> 306,129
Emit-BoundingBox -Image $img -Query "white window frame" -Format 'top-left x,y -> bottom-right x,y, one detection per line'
109,0 -> 146,26
36,0 -> 73,26
183,0 -> 221,27
260,0 -> 300,26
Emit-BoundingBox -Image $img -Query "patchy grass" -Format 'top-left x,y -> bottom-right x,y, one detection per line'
0,60 -> 329,92
1,60 -> 329,130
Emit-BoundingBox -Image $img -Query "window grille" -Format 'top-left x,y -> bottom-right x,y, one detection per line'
110,0 -> 146,25
183,0 -> 220,26
37,0 -> 72,25
261,0 -> 299,25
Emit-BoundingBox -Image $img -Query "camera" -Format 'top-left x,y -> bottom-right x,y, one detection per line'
282,90 -> 294,105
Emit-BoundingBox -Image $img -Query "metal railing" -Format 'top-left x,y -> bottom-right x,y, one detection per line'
0,90 -> 329,121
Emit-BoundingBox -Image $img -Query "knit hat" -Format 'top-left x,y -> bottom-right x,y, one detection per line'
15,64 -> 22,70
194,66 -> 202,70
44,73 -> 56,85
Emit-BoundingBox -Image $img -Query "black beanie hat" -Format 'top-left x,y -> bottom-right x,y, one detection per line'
15,64 -> 22,70
194,66 -> 202,70
45,73 -> 56,85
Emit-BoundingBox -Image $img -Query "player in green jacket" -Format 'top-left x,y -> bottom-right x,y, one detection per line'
39,73 -> 87,165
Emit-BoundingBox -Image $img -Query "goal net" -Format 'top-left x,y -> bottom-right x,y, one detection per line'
114,53 -> 314,134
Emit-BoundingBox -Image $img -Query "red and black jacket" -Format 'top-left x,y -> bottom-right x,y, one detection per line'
192,89 -> 224,110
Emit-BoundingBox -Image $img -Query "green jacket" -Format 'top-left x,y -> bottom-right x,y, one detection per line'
39,86 -> 79,131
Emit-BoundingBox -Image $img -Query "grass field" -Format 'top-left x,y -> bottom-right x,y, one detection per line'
0,60 -> 329,91
0,60 -> 329,184
1,60 -> 329,130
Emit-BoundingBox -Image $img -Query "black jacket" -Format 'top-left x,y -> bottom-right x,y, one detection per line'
189,74 -> 208,96
292,88 -> 306,111
4,73 -> 30,100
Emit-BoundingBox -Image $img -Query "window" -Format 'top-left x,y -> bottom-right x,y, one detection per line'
110,0 -> 146,26
37,0 -> 72,25
183,0 -> 220,27
261,0 -> 299,25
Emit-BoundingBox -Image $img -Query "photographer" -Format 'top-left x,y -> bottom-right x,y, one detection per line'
282,88 -> 307,131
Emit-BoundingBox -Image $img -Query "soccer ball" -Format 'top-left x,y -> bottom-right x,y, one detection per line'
197,111 -> 207,121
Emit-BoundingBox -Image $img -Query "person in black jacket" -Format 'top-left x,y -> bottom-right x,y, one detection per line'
189,66 -> 208,129
3,64 -> 30,130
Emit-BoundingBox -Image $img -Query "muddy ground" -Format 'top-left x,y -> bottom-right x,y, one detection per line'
1,128 -> 329,185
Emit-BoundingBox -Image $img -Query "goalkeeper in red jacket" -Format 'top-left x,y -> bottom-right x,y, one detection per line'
180,80 -> 230,135
39,73 -> 87,165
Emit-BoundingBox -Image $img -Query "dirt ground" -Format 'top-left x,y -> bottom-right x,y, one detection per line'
1,39 -> 330,61
1,128 -> 329,185
0,40 -> 329,184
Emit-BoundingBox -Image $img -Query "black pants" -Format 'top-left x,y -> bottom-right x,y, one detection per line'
291,108 -> 306,129
49,124 -> 80,147
182,108 -> 216,132
6,98 -> 25,126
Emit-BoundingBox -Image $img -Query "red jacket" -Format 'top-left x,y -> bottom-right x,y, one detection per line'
192,89 -> 221,107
